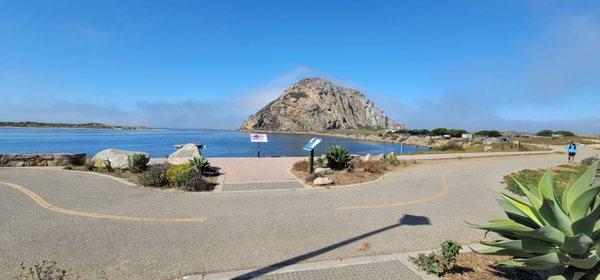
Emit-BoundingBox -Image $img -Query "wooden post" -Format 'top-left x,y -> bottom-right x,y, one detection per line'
309,148 -> 315,174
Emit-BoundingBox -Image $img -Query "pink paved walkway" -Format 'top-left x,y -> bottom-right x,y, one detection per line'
210,157 -> 305,183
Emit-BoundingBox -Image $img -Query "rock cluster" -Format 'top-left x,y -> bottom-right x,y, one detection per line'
0,153 -> 86,167
240,77 -> 404,132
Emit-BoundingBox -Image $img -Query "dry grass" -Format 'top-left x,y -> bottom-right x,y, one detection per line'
443,253 -> 542,280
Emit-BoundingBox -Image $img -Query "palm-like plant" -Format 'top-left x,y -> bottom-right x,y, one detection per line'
189,156 -> 210,172
325,145 -> 350,170
470,161 -> 600,280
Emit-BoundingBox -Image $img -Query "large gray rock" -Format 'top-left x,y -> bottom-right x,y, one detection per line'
373,153 -> 385,161
313,177 -> 334,186
240,78 -> 405,132
167,143 -> 201,165
314,167 -> 333,176
92,149 -> 149,169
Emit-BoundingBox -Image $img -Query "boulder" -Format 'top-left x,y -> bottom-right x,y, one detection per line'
92,149 -> 149,169
361,154 -> 373,162
314,177 -> 334,186
314,167 -> 333,176
167,143 -> 201,165
0,153 -> 86,167
386,152 -> 397,160
373,153 -> 385,161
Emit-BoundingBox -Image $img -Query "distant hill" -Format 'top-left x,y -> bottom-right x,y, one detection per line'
0,121 -> 149,130
240,77 -> 404,132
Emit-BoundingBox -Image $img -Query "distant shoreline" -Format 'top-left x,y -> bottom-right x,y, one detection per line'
0,122 -> 150,131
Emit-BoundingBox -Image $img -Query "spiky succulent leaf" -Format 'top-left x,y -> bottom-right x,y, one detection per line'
562,234 -> 594,255
564,161 -> 599,213
494,188 -> 543,227
538,196 -> 574,236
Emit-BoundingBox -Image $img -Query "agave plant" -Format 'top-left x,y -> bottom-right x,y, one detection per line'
325,145 -> 350,170
470,161 -> 600,280
189,156 -> 210,172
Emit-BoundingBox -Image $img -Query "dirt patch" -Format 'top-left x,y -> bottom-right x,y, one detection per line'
443,253 -> 542,280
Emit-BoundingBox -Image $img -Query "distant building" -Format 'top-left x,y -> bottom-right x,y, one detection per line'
461,133 -> 473,140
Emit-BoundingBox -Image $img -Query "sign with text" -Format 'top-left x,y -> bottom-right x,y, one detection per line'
302,137 -> 322,151
250,133 -> 268,143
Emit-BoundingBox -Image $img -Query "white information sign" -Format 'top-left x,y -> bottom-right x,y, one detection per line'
250,133 -> 268,143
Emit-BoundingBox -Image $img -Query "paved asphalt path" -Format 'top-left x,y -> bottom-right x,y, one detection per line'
1,148 -> 597,279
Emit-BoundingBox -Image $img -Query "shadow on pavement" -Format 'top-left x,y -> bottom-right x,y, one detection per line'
232,214 -> 430,279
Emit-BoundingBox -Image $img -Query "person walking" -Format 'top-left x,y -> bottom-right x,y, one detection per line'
567,141 -> 577,163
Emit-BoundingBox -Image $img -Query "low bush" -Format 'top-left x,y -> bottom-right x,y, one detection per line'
166,163 -> 191,185
189,156 -> 210,173
386,155 -> 399,166
315,157 -> 326,168
16,261 -> 70,280
128,153 -> 149,173
360,161 -> 383,174
325,145 -> 350,170
176,168 -> 213,191
138,165 -> 168,188
292,160 -> 309,172
436,142 -> 464,151
411,240 -> 462,276
536,129 -> 553,137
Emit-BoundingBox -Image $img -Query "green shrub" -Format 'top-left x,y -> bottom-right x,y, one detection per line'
176,169 -> 213,191
411,240 -> 462,276
128,153 -> 149,173
166,163 -> 191,185
189,156 -> 210,173
536,129 -> 554,137
139,165 -> 168,188
471,161 -> 600,279
386,155 -> 399,166
555,130 -> 575,137
113,168 -> 123,178
315,157 -> 326,167
325,145 -> 350,170
475,130 -> 502,137
436,142 -> 464,151
504,165 -> 588,199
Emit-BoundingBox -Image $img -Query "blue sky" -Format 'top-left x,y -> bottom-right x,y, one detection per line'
1,0 -> 599,133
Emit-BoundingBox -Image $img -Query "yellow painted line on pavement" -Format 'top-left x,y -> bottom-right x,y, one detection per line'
0,181 -> 205,222
336,169 -> 456,210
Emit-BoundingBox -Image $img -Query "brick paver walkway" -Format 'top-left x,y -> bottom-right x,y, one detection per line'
210,157 -> 305,184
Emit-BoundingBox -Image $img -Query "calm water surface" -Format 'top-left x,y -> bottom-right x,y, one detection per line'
0,128 -> 424,157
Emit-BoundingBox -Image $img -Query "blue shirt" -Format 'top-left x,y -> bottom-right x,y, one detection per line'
567,143 -> 577,153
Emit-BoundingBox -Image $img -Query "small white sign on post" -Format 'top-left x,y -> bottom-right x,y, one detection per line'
249,133 -> 268,157
250,134 -> 268,143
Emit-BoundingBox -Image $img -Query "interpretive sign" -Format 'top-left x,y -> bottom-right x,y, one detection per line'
250,134 -> 268,143
302,137 -> 322,151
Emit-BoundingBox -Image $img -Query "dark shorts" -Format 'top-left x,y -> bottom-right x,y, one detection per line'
568,152 -> 576,156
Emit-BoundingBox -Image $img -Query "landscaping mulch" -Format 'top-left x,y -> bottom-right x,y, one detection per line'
443,253 -> 542,280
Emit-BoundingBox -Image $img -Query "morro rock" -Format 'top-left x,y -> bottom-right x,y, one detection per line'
240,78 -> 404,132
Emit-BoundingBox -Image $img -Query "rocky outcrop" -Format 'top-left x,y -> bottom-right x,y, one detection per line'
167,143 -> 201,165
92,149 -> 149,169
0,153 -> 85,167
240,78 -> 404,132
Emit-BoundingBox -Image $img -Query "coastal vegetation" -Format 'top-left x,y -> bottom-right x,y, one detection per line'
411,240 -> 462,276
503,164 -> 588,199
292,145 -> 416,186
324,145 -> 351,170
471,161 -> 600,279
0,121 -> 149,130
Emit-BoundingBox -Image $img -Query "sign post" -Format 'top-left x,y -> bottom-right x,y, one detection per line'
302,137 -> 322,174
249,134 -> 268,157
